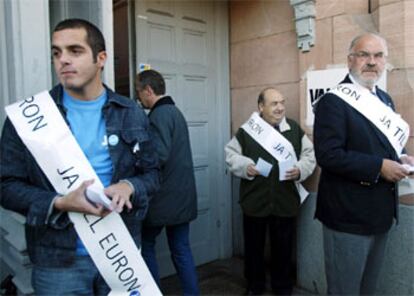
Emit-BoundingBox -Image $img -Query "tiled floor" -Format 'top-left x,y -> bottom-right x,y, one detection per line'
160,257 -> 311,296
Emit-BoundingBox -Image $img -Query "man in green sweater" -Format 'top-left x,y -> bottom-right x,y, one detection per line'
225,87 -> 316,295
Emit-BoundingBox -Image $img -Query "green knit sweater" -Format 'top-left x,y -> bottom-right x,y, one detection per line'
236,118 -> 304,217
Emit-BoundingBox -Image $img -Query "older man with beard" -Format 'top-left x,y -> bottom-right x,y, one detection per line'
313,33 -> 414,295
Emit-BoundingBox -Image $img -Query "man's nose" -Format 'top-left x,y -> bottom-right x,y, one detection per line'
58,52 -> 71,64
366,55 -> 377,65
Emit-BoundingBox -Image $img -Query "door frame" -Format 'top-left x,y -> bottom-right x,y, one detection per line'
212,0 -> 232,259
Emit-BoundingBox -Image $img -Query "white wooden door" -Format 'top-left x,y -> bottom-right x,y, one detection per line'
135,0 -> 222,277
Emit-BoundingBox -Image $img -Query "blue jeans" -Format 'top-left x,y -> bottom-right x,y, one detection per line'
142,223 -> 199,296
32,256 -> 110,295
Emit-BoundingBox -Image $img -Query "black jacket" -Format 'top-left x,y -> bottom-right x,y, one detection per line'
314,75 -> 398,235
144,96 -> 197,226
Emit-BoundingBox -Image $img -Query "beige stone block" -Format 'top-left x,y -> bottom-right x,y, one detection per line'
299,79 -> 314,136
379,1 -> 406,68
314,0 -> 370,18
371,0 -> 380,12
387,69 -> 414,137
404,1 -> 414,68
231,87 -> 261,135
280,82 -> 301,123
371,4 -> 380,28
231,31 -> 299,88
230,82 -> 300,135
379,0 -> 401,6
299,18 -> 333,76
299,79 -> 307,130
344,0 -> 369,14
316,0 -> 344,20
333,15 -> 361,64
404,137 -> 414,156
230,0 -> 295,44
333,14 -> 377,64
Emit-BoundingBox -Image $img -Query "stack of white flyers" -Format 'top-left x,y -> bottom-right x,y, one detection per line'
403,164 -> 414,174
256,157 -> 273,177
278,158 -> 296,181
86,186 -> 112,210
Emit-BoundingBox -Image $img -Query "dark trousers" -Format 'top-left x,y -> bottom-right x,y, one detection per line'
243,214 -> 295,295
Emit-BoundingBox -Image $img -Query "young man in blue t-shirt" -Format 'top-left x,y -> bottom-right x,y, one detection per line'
0,19 -> 159,295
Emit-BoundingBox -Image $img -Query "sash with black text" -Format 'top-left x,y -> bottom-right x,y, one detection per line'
327,83 -> 409,157
241,112 -> 309,203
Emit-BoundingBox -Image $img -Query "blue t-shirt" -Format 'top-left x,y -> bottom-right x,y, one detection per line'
63,90 -> 113,255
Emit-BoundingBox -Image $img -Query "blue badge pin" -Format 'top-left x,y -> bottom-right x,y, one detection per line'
129,290 -> 141,296
108,134 -> 119,146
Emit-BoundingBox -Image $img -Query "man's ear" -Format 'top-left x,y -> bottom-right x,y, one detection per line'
347,54 -> 353,67
258,102 -> 264,113
145,85 -> 155,96
97,51 -> 107,68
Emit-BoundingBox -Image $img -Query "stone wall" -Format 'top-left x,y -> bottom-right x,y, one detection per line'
230,0 -> 300,134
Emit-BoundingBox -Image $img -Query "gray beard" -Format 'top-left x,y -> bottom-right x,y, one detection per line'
350,69 -> 379,89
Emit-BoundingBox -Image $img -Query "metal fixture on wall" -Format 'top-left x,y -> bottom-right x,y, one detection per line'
290,0 -> 316,52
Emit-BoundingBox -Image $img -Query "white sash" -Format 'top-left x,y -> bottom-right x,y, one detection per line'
241,112 -> 309,203
328,83 -> 409,157
5,91 -> 162,296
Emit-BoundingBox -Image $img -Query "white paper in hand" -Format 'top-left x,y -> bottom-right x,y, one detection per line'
256,157 -> 273,177
85,186 -> 112,210
402,164 -> 414,174
278,158 -> 296,181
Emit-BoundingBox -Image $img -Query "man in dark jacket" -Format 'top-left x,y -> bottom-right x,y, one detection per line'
313,33 -> 414,295
0,19 -> 159,294
135,69 -> 199,295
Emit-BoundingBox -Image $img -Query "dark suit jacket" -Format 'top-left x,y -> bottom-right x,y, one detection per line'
314,75 -> 398,235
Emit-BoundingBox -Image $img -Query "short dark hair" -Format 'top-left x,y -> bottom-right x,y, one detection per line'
53,18 -> 106,62
258,87 -> 276,106
136,70 -> 166,96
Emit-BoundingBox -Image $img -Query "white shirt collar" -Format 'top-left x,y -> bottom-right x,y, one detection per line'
278,116 -> 290,132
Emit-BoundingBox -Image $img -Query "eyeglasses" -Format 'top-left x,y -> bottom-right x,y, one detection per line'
349,51 -> 387,60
